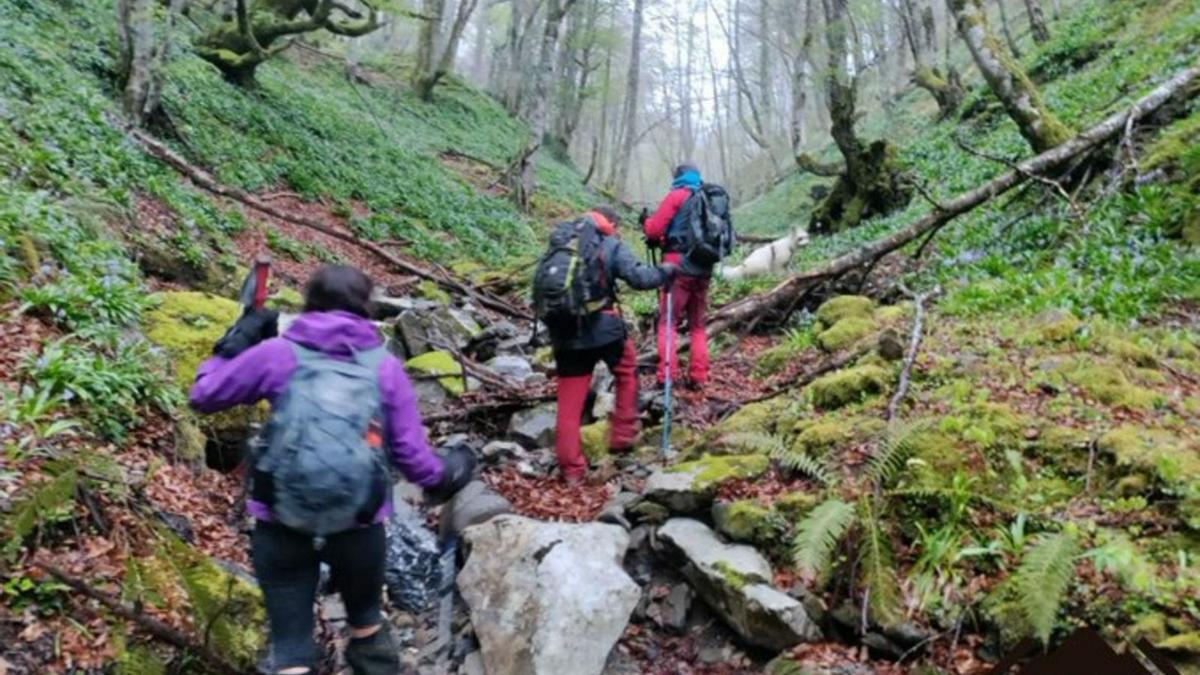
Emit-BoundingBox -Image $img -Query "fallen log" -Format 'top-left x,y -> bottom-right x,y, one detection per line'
35,561 -> 243,675
708,64 -> 1200,337
119,122 -> 531,321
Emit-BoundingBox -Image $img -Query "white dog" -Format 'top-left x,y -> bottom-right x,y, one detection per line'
719,228 -> 810,280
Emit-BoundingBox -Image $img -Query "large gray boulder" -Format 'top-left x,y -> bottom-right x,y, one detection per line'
657,518 -> 821,651
508,403 -> 557,448
458,515 -> 640,675
395,305 -> 481,357
486,354 -> 535,384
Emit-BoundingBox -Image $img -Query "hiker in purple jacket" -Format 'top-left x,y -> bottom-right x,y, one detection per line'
190,265 -> 475,675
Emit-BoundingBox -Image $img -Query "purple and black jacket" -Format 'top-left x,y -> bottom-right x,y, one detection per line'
188,310 -> 446,523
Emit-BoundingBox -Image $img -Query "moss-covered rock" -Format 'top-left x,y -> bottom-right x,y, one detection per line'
266,285 -> 304,312
406,350 -> 466,396
671,454 -> 771,490
816,316 -> 877,352
145,292 -> 242,387
1034,425 -> 1091,472
713,398 -> 789,438
580,421 -> 609,462
874,304 -> 908,323
808,365 -> 889,409
1023,309 -> 1082,344
1099,337 -> 1158,368
792,416 -> 885,457
712,499 -> 781,545
145,292 -> 266,457
1098,426 -> 1200,489
172,414 -> 207,466
754,344 -> 800,378
1066,364 -> 1161,409
815,295 -> 875,328
775,491 -> 823,521
417,279 -> 452,304
645,455 -> 770,513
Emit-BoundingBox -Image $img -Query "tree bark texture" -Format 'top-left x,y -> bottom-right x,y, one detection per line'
611,0 -> 645,196
414,0 -> 482,101
118,0 -> 183,126
947,0 -> 1072,153
1023,0 -> 1050,44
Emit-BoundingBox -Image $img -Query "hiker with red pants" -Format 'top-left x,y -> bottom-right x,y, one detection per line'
534,207 -> 675,484
643,162 -> 719,390
189,265 -> 475,675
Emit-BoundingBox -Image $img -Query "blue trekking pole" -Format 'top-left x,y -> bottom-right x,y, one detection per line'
660,279 -> 674,459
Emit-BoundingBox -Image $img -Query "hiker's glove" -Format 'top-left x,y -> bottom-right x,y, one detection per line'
638,207 -> 650,228
427,442 -> 478,504
213,308 -> 279,359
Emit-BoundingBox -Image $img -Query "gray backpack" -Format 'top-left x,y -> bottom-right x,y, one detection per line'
255,343 -> 389,537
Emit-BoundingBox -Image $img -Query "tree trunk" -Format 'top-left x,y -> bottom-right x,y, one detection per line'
680,8 -> 697,160
1022,0 -> 1050,44
612,0 -> 645,196
517,0 -> 576,207
947,0 -> 1073,153
119,0 -> 182,125
195,0 -> 381,85
414,0 -> 482,101
993,0 -> 1022,60
810,0 -> 911,234
902,0 -> 962,119
790,0 -> 814,166
704,8 -> 731,183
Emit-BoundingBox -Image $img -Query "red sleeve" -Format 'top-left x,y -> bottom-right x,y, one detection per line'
643,188 -> 692,243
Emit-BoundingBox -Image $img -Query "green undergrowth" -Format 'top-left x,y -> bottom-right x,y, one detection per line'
737,0 -> 1200,326
0,0 -> 597,273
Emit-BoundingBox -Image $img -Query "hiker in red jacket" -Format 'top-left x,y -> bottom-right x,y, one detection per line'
643,163 -> 712,389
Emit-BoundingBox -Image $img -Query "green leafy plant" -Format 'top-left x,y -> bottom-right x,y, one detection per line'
725,431 -> 835,485
1015,532 -> 1081,644
791,498 -> 856,581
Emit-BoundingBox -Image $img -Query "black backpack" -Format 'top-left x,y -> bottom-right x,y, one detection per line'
669,184 -> 735,267
531,218 -> 609,324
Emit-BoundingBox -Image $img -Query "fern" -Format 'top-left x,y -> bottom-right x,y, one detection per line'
865,421 -> 929,488
722,431 -> 787,456
774,450 -> 835,486
858,496 -> 903,627
1015,532 -> 1080,644
886,486 -> 1017,513
791,498 -> 856,579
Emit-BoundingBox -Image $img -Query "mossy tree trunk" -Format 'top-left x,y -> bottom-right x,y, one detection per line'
900,0 -> 963,119
517,0 -> 579,209
947,0 -> 1074,153
810,0 -> 912,234
195,0 -> 382,86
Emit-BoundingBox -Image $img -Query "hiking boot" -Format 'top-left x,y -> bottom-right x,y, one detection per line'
344,624 -> 403,675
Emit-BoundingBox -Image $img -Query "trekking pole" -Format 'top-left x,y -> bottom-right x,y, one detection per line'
660,278 -> 674,459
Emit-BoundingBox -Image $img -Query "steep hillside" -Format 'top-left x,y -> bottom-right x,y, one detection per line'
2,0 -> 1200,673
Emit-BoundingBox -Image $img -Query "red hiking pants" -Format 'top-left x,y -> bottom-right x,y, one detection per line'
657,273 -> 710,386
553,338 -> 640,481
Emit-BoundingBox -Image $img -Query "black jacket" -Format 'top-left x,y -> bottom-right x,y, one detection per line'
547,235 -> 666,351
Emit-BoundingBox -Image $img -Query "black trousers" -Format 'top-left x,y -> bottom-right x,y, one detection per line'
251,521 -> 386,670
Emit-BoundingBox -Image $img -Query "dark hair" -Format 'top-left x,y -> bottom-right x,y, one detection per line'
673,162 -> 700,178
303,265 -> 374,318
592,205 -> 621,227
